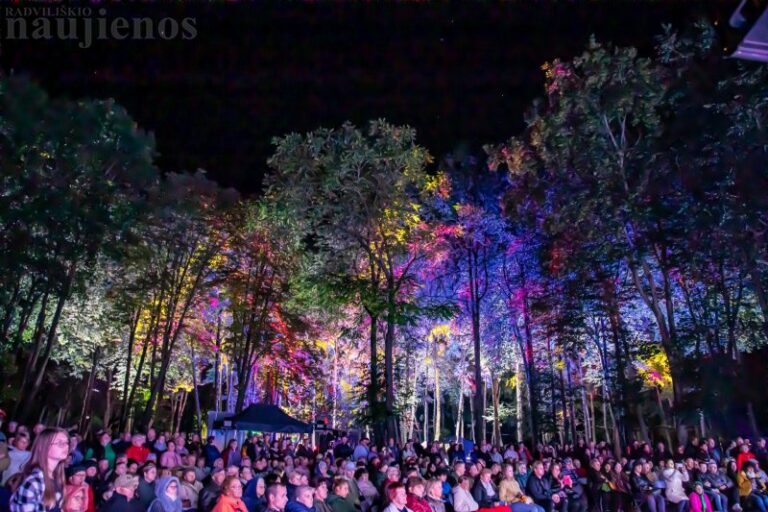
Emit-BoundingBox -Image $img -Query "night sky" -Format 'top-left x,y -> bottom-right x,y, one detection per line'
1,2 -> 715,195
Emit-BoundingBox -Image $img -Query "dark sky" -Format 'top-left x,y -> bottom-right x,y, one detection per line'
1,2 -> 714,195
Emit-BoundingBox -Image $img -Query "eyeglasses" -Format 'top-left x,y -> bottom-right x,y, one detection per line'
52,441 -> 70,447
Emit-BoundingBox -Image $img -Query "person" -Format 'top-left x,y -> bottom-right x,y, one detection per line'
204,439 -> 222,470
689,482 -> 713,512
265,484 -> 288,512
383,482 -> 412,512
149,476 -> 183,512
737,461 -> 768,512
352,440 -> 370,464
61,486 -> 86,512
179,469 -> 203,512
242,477 -> 266,512
332,439 -> 353,463
99,474 -> 143,512
700,462 -> 734,512
3,433 -> 31,486
125,436 -> 149,465
736,446 -> 756,473
355,469 -> 378,512
285,486 -> 315,512
313,479 -> 331,512
662,461 -> 690,512
452,476 -> 479,512
212,477 -> 247,512
630,461 -> 665,512
87,432 -> 116,470
424,480 -> 446,512
561,459 -> 587,512
339,463 -> 360,511
138,463 -> 158,508
406,477 -> 430,512
516,463 -> 531,493
222,442 -> 242,469
200,468 -> 227,512
325,480 -> 354,512
63,466 -> 92,512
472,469 -> 501,509
10,427 -> 69,512
500,464 -> 541,512
527,461 -> 565,512
161,443 -> 183,471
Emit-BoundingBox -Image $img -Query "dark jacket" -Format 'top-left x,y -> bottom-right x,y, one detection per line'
286,501 -> 315,512
629,474 -> 654,502
100,494 -> 145,512
138,478 -> 157,509
527,474 -> 555,504
471,481 -> 499,508
326,494 -> 356,512
198,483 -> 221,512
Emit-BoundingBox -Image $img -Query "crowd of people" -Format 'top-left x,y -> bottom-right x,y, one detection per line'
1,414 -> 768,512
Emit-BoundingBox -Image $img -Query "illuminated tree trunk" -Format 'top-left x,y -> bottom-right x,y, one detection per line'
433,338 -> 441,441
516,359 -> 525,443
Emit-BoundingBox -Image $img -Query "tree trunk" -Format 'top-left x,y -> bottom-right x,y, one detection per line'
516,359 -> 525,443
190,343 -> 203,436
78,348 -> 101,433
384,288 -> 399,443
433,338 -> 441,442
492,375 -> 501,446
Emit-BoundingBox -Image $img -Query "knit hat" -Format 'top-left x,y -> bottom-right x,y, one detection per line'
114,474 -> 139,489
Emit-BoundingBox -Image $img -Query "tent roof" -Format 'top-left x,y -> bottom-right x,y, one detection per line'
216,403 -> 312,433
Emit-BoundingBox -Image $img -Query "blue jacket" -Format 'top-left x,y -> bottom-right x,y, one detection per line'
286,501 -> 315,512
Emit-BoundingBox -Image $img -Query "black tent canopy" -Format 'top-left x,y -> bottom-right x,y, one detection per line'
214,403 -> 312,433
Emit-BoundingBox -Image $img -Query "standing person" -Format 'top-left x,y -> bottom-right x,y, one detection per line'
149,476 -> 183,512
222,442 -> 241,469
205,439 -> 222,469
211,477 -> 247,512
10,427 -> 70,512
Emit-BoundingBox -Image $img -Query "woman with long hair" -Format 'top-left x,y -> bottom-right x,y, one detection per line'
10,427 -> 70,512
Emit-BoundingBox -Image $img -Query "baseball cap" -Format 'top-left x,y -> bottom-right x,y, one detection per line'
114,474 -> 139,489
344,461 -> 356,471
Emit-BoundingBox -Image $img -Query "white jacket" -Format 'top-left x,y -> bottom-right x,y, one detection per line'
452,486 -> 479,512
663,468 -> 690,504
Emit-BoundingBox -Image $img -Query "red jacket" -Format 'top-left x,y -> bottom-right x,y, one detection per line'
126,445 -> 150,464
407,494 -> 431,512
737,451 -> 756,471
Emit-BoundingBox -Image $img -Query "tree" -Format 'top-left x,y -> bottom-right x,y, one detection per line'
267,119 -> 433,439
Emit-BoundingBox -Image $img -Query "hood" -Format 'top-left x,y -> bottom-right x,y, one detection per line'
153,476 -> 182,512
